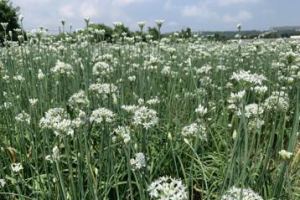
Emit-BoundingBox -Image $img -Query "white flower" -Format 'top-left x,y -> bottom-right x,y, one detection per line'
121,105 -> 139,113
279,149 -> 293,160
133,106 -> 158,129
264,91 -> 289,111
155,20 -> 164,28
38,69 -> 45,80
46,145 -> 60,163
89,83 -> 118,96
237,103 -> 264,118
195,104 -> 208,116
113,21 -> 123,28
68,90 -> 90,109
146,97 -> 160,105
13,75 -> 25,82
29,98 -> 38,106
181,123 -> 207,141
0,179 -> 6,188
138,21 -> 145,29
111,126 -> 131,144
11,163 -> 23,173
51,60 -> 74,77
148,176 -> 188,200
231,70 -> 267,85
252,86 -> 268,94
90,108 -> 115,124
0,22 -> 8,30
130,152 -> 146,171
92,61 -> 113,76
15,111 -> 31,124
221,187 -> 263,200
39,108 -> 74,137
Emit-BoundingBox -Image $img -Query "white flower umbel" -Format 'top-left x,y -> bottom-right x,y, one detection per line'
0,179 -> 6,187
29,98 -> 38,106
237,103 -> 264,118
221,186 -> 263,200
15,111 -> 31,124
264,91 -> 289,112
92,61 -> 113,76
133,106 -> 158,129
39,108 -> 74,137
195,104 -> 208,117
45,145 -> 60,163
181,123 -> 207,141
148,176 -> 188,200
11,163 -> 23,173
90,108 -> 115,124
279,149 -> 293,160
38,69 -> 45,80
68,90 -> 90,109
89,83 -> 118,96
111,126 -> 131,144
231,70 -> 267,85
51,60 -> 74,77
130,152 -> 146,171
155,20 -> 165,29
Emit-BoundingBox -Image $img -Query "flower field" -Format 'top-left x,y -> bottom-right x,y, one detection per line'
0,24 -> 300,199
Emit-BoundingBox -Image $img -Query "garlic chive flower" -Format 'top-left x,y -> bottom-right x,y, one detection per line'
130,152 -> 147,171
148,176 -> 188,200
155,20 -> 164,29
0,179 -> 6,187
279,149 -> 293,160
90,108 -> 115,124
221,186 -> 263,200
11,163 -> 23,173
133,106 -> 158,129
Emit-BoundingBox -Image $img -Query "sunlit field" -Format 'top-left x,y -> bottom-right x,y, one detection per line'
0,21 -> 300,200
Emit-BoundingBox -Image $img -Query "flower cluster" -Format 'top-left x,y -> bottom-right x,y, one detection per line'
231,70 -> 267,85
90,108 -> 115,124
264,91 -> 289,111
133,106 -> 159,129
111,126 -> 131,144
68,90 -> 90,109
51,60 -> 74,77
15,111 -> 31,124
221,187 -> 263,200
148,176 -> 187,200
181,123 -> 207,141
130,152 -> 147,171
39,108 -> 74,136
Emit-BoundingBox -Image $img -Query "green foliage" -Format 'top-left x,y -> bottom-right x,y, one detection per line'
0,0 -> 21,42
147,27 -> 160,40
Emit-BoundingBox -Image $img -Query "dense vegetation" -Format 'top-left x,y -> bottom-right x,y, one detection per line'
0,22 -> 299,199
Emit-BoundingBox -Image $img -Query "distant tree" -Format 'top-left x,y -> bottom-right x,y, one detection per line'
90,23 -> 113,41
180,27 -> 192,38
113,24 -> 132,37
0,0 -> 21,43
147,27 -> 159,40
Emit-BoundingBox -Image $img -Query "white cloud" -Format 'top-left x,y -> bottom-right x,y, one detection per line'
79,2 -> 98,18
59,4 -> 75,18
181,4 -> 219,19
223,10 -> 253,23
216,0 -> 261,6
112,0 -> 146,6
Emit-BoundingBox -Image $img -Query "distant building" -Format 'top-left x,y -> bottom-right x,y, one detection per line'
270,26 -> 300,31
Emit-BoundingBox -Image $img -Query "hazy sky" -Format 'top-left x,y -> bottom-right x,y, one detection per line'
11,0 -> 300,33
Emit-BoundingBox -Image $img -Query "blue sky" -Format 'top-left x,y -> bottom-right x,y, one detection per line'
11,0 -> 300,33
